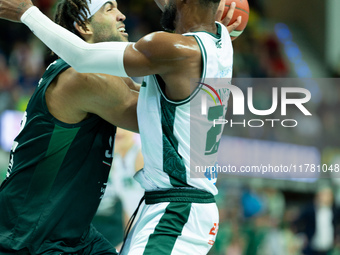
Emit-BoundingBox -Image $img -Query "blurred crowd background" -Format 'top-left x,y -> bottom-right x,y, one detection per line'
1,0 -> 340,254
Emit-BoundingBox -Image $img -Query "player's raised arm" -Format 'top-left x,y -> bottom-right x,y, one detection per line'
0,0 -> 131,76
0,0 -> 238,78
22,6 -> 132,76
0,1 -> 197,77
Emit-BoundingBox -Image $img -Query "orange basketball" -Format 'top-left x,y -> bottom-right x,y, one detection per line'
222,0 -> 249,40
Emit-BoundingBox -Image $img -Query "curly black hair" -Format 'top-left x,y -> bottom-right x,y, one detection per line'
54,0 -> 92,39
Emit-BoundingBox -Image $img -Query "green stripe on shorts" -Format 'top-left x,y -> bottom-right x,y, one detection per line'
143,202 -> 192,255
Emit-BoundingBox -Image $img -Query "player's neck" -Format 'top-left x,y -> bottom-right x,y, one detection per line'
176,23 -> 217,35
175,9 -> 216,34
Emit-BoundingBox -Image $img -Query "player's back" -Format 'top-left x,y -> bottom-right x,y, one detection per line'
0,59 -> 115,253
136,22 -> 233,195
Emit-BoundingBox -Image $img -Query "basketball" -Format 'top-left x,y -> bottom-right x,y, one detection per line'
222,0 -> 250,40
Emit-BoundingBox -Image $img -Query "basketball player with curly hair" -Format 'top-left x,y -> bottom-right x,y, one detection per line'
0,0 -> 138,254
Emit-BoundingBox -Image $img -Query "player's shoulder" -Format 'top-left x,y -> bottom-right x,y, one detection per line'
59,67 -> 118,88
57,67 -> 84,87
136,31 -> 200,59
53,68 -> 96,96
141,31 -> 195,43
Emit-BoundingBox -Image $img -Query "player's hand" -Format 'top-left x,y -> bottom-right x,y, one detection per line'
0,0 -> 33,22
216,0 -> 242,36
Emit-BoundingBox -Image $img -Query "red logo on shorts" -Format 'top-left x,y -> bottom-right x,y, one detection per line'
208,223 -> 219,245
208,240 -> 215,245
209,223 -> 219,235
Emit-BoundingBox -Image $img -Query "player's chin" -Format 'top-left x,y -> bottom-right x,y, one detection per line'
120,33 -> 129,41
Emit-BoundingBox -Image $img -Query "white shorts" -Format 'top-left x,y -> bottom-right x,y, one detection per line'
120,189 -> 219,255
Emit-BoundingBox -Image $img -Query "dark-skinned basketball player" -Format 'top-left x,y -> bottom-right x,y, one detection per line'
0,0 -> 241,254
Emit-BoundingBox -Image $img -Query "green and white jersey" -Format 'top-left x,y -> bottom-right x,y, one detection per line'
135,22 -> 233,195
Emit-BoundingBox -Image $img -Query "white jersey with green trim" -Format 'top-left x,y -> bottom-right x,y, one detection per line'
135,22 -> 233,195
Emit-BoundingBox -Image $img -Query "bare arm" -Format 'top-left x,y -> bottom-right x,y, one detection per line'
48,68 -> 139,132
0,0 -> 33,22
123,32 -> 200,77
18,7 -> 192,78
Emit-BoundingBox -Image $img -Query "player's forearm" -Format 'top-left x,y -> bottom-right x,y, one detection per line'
0,0 -> 33,22
21,6 -> 129,77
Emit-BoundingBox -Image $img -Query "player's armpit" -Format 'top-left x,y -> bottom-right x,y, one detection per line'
121,77 -> 141,92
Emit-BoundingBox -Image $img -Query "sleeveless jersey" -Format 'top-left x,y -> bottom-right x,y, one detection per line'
0,59 -> 116,253
135,22 -> 233,195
